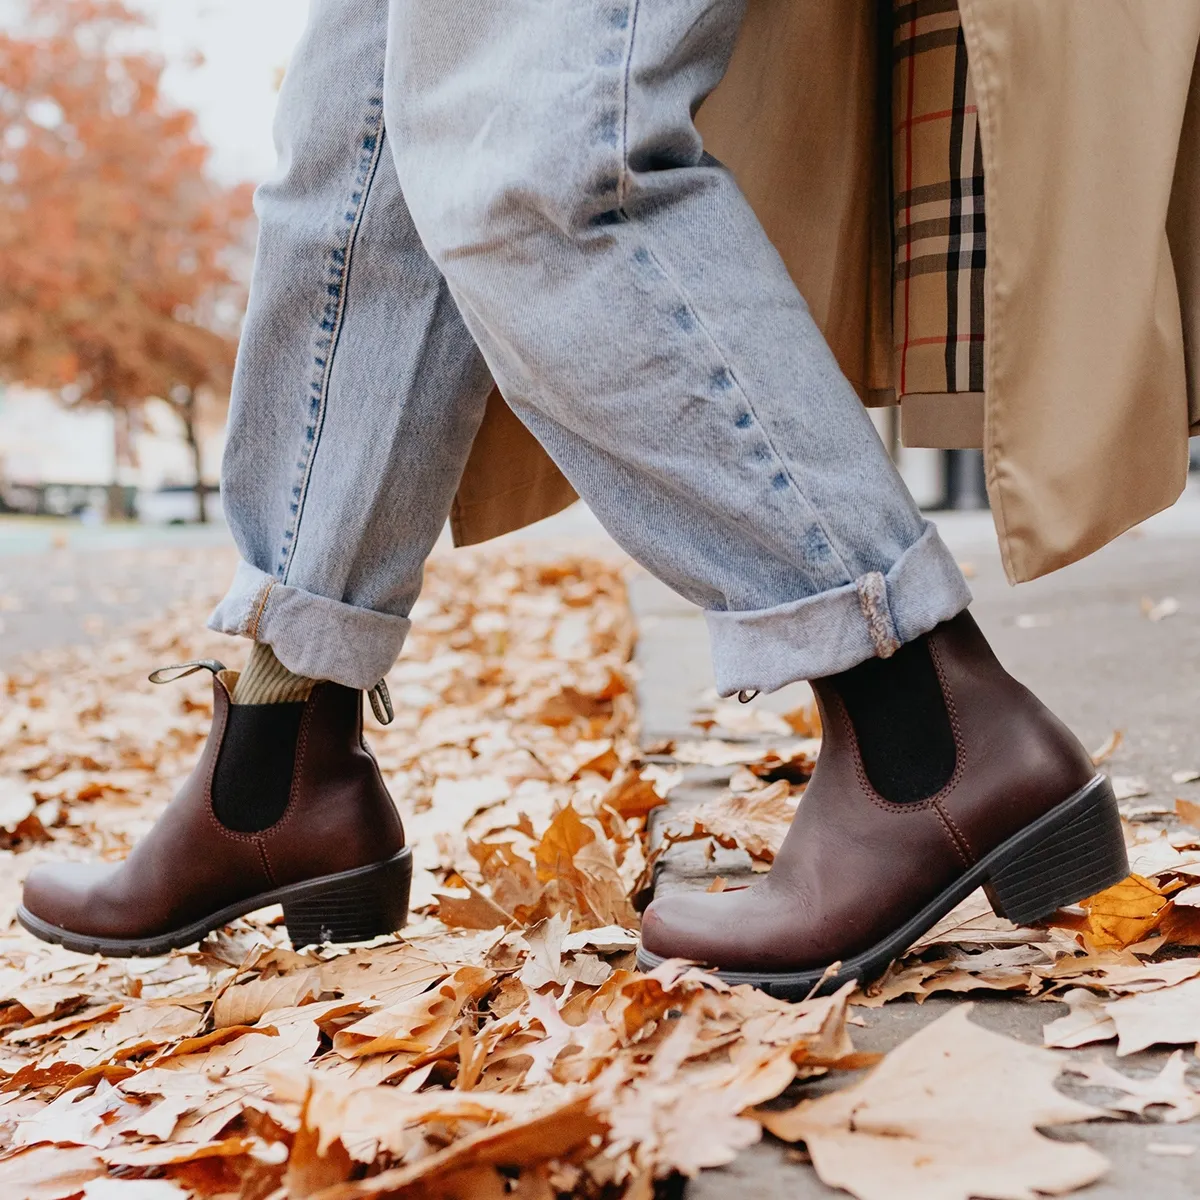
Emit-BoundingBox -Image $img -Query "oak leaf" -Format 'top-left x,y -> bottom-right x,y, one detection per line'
211,967 -> 321,1029
0,1145 -> 104,1200
1065,1051 -> 1200,1122
666,780 -> 797,863
1042,989 -> 1118,1049
761,1004 -> 1107,1200
1105,974 -> 1200,1056
333,966 -> 494,1059
1080,874 -> 1174,950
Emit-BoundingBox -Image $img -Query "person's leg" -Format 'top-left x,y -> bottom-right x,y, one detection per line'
385,0 -> 968,697
18,0 -> 489,956
209,1 -> 492,691
384,0 -> 1129,987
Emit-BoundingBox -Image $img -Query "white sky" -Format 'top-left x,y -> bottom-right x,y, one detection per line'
133,0 -> 312,183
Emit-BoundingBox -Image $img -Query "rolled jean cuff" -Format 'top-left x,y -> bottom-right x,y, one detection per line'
706,521 -> 972,695
208,560 -> 411,689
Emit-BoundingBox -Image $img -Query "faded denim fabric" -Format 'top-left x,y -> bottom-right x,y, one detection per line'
210,0 -> 971,695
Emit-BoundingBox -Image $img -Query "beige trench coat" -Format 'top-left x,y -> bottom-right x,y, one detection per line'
448,0 -> 1200,584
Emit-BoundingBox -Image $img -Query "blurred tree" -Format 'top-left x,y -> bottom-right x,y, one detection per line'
0,0 -> 254,521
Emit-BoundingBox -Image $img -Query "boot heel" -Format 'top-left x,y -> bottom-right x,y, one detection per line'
986,776 -> 1128,925
281,849 -> 412,948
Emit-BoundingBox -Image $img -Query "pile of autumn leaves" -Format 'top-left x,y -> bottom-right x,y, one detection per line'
0,543 -> 1199,1200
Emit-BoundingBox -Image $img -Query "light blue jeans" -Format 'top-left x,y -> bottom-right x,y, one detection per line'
210,0 -> 971,695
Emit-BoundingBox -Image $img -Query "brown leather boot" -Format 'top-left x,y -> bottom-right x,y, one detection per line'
18,663 -> 411,957
637,612 -> 1128,998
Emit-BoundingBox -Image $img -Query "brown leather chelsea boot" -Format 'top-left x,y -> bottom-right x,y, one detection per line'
637,611 -> 1129,998
18,663 -> 411,957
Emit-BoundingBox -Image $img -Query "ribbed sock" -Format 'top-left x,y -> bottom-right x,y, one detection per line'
231,642 -> 316,705
823,630 -> 957,804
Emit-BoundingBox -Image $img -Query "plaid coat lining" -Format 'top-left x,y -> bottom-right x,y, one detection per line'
893,0 -> 987,397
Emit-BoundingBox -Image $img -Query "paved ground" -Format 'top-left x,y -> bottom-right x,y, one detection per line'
5,495 -> 1200,1194
0,521 -> 236,668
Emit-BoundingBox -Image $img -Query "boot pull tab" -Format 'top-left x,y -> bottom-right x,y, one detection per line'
149,660 -> 226,685
369,679 -> 394,726
737,689 -> 759,704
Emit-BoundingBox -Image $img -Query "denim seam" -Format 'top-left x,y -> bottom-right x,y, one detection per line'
853,571 -> 900,658
616,0 -> 641,212
636,241 -> 855,586
247,580 -> 276,642
277,87 -> 387,582
610,19 -> 852,587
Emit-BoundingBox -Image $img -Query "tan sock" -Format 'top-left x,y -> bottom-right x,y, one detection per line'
232,643 -> 316,704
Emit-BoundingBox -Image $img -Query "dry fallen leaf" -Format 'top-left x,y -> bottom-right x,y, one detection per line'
1176,797 -> 1200,828
1141,596 -> 1180,621
1043,989 -> 1118,1050
1090,730 -> 1124,765
760,1005 -> 1108,1200
83,1180 -> 191,1198
333,966 -> 494,1059
4,539 -> 1198,1198
665,780 -> 797,863
1065,1051 -> 1200,1123
211,968 -> 321,1029
0,776 -> 37,833
0,1144 -> 105,1200
1079,874 -> 1173,950
1112,777 -> 1151,802
1106,975 -> 1200,1056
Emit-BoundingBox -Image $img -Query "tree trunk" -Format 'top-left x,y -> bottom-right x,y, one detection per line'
180,388 -> 208,524
106,398 -> 126,521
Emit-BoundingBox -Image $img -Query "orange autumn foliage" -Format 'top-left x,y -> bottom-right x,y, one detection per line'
0,0 -> 254,504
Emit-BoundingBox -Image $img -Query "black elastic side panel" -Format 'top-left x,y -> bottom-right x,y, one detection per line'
212,703 -> 305,833
833,635 -> 957,805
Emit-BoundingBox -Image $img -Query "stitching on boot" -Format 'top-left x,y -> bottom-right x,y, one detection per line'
838,693 -> 939,814
255,837 -> 278,888
932,803 -> 973,867
855,571 -> 901,659
926,637 -> 974,852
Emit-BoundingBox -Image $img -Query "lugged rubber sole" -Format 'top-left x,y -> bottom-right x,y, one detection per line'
635,775 -> 1128,1000
16,848 -> 413,958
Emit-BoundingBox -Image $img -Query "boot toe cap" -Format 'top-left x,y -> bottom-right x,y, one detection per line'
21,861 -> 119,934
641,886 -> 761,969
641,880 -> 843,974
